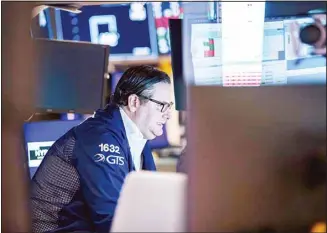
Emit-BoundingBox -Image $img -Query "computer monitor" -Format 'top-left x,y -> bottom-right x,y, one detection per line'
34,39 -> 109,113
183,3 -> 326,86
169,19 -> 186,111
188,17 -> 326,86
152,2 -> 183,55
261,16 -> 326,86
23,120 -> 82,178
187,85 -> 326,231
55,3 -> 158,62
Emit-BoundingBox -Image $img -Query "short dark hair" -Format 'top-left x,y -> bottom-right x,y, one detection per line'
111,65 -> 171,106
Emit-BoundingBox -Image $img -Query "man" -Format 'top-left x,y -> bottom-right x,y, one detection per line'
30,65 -> 173,233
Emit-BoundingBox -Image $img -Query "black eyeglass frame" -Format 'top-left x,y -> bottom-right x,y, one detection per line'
139,95 -> 174,113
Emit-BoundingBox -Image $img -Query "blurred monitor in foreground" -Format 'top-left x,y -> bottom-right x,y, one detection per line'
187,85 -> 326,232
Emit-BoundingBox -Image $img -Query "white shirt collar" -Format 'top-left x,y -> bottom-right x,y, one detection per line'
119,107 -> 147,171
119,107 -> 145,139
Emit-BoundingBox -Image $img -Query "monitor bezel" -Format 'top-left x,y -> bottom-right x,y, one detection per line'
34,38 -> 109,114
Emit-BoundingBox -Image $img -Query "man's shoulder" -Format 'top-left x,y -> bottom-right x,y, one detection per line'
74,116 -> 125,146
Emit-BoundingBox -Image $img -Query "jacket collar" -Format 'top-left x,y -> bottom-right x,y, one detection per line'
94,104 -> 127,140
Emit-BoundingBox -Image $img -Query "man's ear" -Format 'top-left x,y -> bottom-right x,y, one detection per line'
127,94 -> 141,113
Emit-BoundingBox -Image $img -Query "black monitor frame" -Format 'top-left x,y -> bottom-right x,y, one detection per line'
169,18 -> 187,111
34,38 -> 109,114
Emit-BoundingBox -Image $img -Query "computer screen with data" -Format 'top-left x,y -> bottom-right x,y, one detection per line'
190,16 -> 326,86
183,2 -> 326,87
261,16 -> 326,86
55,3 -> 158,61
185,2 -> 266,86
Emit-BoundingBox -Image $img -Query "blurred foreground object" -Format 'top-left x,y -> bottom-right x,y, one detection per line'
2,2 -> 36,232
311,222 -> 326,233
187,86 -> 326,232
111,171 -> 187,232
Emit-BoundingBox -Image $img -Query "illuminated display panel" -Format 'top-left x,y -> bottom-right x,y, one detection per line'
152,2 -> 183,55
55,3 -> 158,61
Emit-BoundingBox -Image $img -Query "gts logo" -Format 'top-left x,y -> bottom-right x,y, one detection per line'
94,153 -> 125,166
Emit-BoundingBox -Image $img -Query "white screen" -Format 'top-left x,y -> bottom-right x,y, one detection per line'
221,2 -> 266,86
190,2 -> 266,86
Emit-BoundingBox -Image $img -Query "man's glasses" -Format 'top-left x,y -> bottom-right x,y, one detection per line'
139,95 -> 174,113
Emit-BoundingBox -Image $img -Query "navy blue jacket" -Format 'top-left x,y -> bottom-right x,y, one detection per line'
30,104 -> 156,233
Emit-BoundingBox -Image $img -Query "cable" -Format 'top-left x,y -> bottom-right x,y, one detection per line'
25,112 -> 38,122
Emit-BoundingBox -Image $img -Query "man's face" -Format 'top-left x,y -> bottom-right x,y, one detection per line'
135,82 -> 173,140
